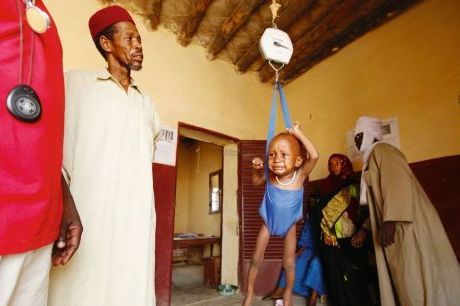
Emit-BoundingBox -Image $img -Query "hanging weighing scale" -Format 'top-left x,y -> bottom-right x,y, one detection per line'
259,27 -> 293,65
259,0 -> 293,73
259,0 -> 295,141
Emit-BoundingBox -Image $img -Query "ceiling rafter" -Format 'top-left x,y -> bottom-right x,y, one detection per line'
219,1 -> 279,65
148,0 -> 163,30
280,0 -> 419,84
99,0 -> 163,30
97,0 -> 422,84
206,0 -> 266,60
175,0 -> 214,46
260,0 -> 419,83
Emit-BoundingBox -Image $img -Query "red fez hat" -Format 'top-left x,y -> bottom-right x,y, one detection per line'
88,5 -> 135,39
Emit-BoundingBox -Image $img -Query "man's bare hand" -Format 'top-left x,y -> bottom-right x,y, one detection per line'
295,247 -> 305,256
52,212 -> 83,266
380,221 -> 396,247
351,228 -> 366,248
323,234 -> 338,247
52,175 -> 83,266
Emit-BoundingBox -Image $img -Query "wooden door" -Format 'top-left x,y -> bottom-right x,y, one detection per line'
153,163 -> 177,306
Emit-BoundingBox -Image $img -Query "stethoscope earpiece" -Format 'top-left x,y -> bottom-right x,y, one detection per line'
24,0 -> 51,34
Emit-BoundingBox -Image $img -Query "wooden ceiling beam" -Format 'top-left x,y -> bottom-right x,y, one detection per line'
101,0 -> 421,84
177,0 -> 214,46
98,0 -> 163,30
274,0 -> 420,83
258,0 -> 383,83
147,0 -> 163,30
206,0 -> 266,59
220,1 -> 280,65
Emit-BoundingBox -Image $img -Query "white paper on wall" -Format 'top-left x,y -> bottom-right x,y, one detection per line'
381,117 -> 400,149
154,125 -> 178,166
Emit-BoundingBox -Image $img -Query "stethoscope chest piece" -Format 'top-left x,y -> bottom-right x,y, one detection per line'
6,84 -> 42,122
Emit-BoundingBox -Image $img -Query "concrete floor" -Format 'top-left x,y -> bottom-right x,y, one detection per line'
172,286 -> 327,306
172,286 -> 315,306
171,264 -> 327,306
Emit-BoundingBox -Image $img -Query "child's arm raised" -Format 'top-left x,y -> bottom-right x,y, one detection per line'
251,157 -> 266,186
288,121 -> 319,177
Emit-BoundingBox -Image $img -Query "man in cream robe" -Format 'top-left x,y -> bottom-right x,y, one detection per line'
49,6 -> 160,306
353,116 -> 460,306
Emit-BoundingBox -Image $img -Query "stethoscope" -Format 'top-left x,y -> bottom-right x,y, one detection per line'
6,0 -> 51,123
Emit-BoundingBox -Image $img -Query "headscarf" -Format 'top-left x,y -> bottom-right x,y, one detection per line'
353,116 -> 383,204
354,116 -> 383,153
320,153 -> 353,197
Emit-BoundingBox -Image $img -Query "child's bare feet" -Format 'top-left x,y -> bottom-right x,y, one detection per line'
242,293 -> 254,306
283,293 -> 294,306
270,287 -> 284,299
308,290 -> 318,306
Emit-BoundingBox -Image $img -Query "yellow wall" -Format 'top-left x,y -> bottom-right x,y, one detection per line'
187,141 -> 222,237
286,0 -> 460,179
174,141 -> 190,233
174,140 -> 222,233
174,140 -> 223,256
45,0 -> 272,141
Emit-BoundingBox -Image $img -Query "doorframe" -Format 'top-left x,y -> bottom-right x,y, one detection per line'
172,122 -> 240,288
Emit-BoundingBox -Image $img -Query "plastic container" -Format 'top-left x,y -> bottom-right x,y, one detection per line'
217,284 -> 238,296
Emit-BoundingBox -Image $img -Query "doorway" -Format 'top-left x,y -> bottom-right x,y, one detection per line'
171,123 -> 240,303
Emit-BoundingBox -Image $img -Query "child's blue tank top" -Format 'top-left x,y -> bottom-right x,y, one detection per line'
259,180 -> 303,237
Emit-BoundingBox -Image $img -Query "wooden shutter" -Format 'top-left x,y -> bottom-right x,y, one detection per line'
153,163 -> 177,306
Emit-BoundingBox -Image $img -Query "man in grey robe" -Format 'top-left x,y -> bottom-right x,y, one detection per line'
353,116 -> 460,306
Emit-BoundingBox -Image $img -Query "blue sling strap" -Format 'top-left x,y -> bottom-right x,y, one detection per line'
267,81 -> 293,151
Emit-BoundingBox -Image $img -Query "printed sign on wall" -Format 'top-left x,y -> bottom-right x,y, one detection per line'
154,125 -> 178,166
